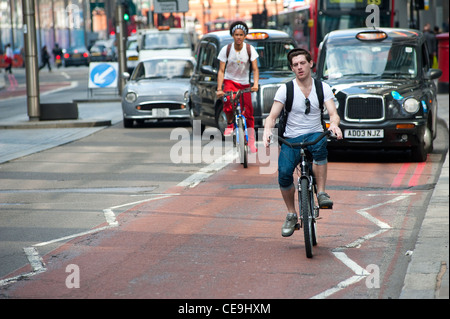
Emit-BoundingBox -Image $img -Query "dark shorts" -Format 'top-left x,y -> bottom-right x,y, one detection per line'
278,132 -> 328,189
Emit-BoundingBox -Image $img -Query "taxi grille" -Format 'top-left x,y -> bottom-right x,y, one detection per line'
345,96 -> 384,121
262,85 -> 281,114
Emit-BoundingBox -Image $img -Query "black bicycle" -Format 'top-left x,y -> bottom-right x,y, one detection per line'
277,130 -> 334,258
223,88 -> 252,168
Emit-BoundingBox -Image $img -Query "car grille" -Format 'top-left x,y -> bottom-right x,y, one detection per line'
138,103 -> 185,111
261,85 -> 281,114
345,96 -> 384,122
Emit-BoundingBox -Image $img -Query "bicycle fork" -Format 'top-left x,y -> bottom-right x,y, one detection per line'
235,105 -> 248,145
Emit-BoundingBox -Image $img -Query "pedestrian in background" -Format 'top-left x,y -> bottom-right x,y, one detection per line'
39,45 -> 52,72
4,43 -> 13,74
423,23 -> 437,67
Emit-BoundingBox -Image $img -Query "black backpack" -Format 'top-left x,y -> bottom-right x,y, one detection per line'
277,78 -> 325,141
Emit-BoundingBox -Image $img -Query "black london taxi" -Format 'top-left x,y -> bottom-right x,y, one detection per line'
189,29 -> 297,134
316,28 -> 442,162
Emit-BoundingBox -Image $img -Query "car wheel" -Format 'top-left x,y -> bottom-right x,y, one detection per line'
190,107 -> 205,135
123,117 -> 133,128
215,107 -> 227,136
411,122 -> 433,162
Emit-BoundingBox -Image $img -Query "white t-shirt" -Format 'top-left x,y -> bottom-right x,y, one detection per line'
217,43 -> 258,85
6,47 -> 13,59
274,79 -> 334,138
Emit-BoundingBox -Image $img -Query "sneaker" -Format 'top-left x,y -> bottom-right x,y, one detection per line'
317,192 -> 333,209
224,124 -> 234,136
282,213 -> 298,237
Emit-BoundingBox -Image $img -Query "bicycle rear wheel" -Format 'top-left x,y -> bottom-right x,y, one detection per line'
300,178 -> 314,258
237,118 -> 248,168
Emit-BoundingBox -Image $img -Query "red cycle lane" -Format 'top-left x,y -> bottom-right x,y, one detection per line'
0,155 -> 433,299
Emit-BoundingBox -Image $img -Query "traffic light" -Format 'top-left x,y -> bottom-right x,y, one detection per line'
121,0 -> 131,22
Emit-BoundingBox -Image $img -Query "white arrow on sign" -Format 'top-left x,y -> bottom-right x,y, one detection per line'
94,66 -> 115,84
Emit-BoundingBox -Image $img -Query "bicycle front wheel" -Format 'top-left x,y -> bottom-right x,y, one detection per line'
300,178 -> 315,258
237,118 -> 248,168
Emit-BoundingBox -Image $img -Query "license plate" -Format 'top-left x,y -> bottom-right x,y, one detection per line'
128,56 -> 138,61
344,129 -> 384,138
152,108 -> 169,117
73,53 -> 81,58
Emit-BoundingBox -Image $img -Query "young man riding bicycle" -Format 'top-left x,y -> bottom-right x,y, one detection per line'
216,21 -> 259,153
263,48 -> 343,237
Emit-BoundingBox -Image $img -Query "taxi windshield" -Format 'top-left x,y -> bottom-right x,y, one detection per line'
252,40 -> 296,72
143,32 -> 190,50
321,43 -> 418,80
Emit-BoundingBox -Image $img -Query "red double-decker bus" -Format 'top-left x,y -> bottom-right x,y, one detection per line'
276,0 -> 395,61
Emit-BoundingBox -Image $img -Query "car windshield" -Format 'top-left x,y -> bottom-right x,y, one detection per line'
132,59 -> 194,80
252,40 -> 296,71
321,43 -> 418,80
143,33 -> 190,50
127,40 -> 137,50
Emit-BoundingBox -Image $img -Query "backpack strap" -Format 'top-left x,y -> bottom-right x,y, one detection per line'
285,80 -> 294,112
313,78 -> 326,130
226,43 -> 232,59
314,78 -> 324,112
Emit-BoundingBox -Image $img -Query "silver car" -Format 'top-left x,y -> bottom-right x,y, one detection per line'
121,57 -> 196,128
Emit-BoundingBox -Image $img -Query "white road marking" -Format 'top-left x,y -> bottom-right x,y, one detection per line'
312,193 -> 414,298
177,149 -> 237,188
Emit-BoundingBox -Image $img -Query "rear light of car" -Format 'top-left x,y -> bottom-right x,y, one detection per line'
83,52 -> 89,58
64,53 -> 69,59
356,31 -> 388,41
56,55 -> 61,59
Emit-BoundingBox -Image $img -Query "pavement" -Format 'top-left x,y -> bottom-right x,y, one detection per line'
0,73 -> 448,299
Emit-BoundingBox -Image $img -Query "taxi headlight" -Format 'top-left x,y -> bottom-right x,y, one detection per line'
403,98 -> 420,114
125,92 -> 137,103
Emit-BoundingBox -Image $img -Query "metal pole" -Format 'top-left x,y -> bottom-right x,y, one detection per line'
23,0 -> 40,121
116,2 -> 127,95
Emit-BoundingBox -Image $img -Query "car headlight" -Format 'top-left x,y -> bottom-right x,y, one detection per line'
125,92 -> 137,103
403,98 -> 420,114
184,90 -> 189,101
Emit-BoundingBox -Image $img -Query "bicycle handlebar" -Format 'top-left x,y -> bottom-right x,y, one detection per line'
223,88 -> 252,102
276,130 -> 334,148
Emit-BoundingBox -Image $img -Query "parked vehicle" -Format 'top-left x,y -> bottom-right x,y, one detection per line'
89,43 -> 113,62
189,29 -> 297,134
64,46 -> 90,67
121,57 -> 196,128
126,35 -> 139,73
316,28 -> 442,162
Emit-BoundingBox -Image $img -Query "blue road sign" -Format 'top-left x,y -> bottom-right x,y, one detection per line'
89,63 -> 118,88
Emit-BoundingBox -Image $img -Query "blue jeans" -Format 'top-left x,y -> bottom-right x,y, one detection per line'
278,132 -> 328,189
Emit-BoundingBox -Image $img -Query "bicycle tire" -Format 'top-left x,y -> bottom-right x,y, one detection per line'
300,178 -> 314,258
237,118 -> 248,168
310,186 -> 318,246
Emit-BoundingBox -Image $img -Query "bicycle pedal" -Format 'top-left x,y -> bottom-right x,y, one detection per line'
319,205 -> 333,209
294,223 -> 301,230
